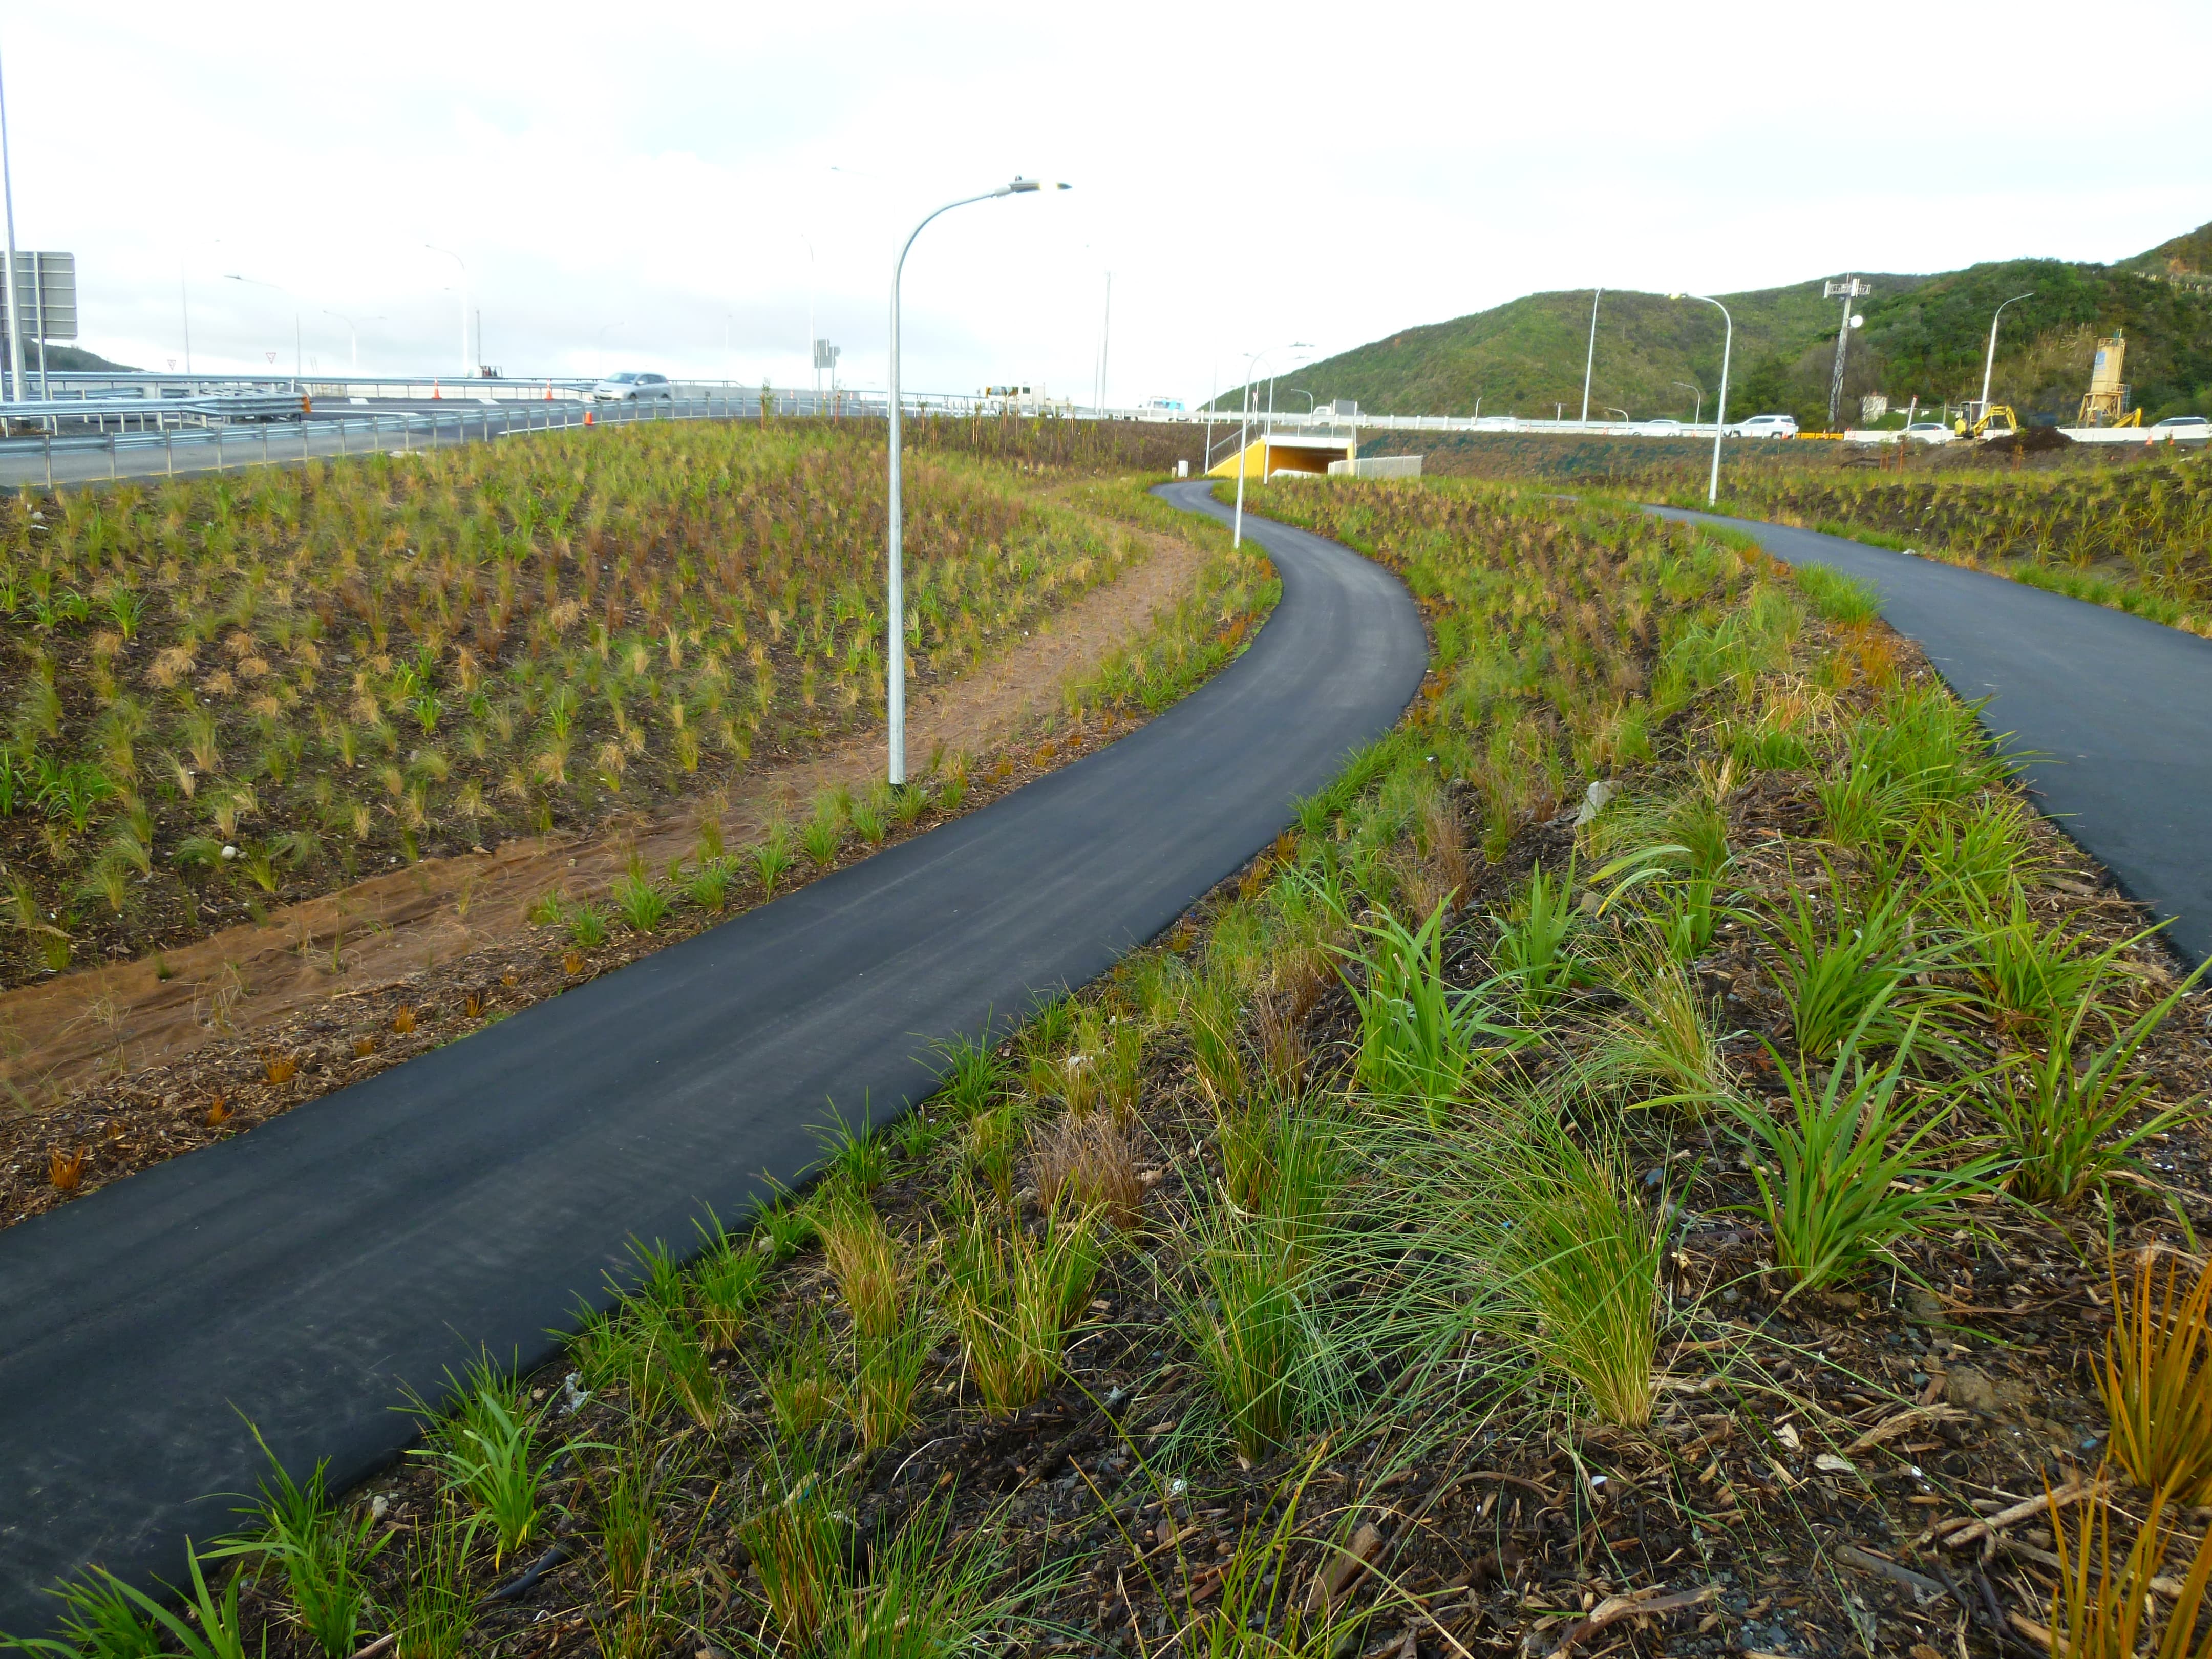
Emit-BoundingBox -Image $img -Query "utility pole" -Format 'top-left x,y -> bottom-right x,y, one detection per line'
1098,271 -> 1111,412
1579,287 -> 1601,426
1822,276 -> 1872,430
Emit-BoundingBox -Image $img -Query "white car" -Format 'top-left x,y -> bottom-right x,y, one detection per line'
1637,418 -> 1686,436
1733,413 -> 1799,439
591,371 -> 675,402
1902,421 -> 1953,445
2151,414 -> 2208,436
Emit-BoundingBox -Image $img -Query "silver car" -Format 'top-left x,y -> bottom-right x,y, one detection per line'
591,371 -> 675,403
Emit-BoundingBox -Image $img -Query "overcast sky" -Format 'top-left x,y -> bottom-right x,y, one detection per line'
8,2 -> 2207,403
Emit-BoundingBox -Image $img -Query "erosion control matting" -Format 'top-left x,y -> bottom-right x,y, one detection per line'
0,480 -> 1426,1629
1652,506 -> 2212,967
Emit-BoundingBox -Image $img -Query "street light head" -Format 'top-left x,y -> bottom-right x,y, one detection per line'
1666,292 -> 1684,301
1002,178 -> 1072,195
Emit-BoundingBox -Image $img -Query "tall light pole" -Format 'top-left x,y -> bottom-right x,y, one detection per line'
426,244 -> 470,375
886,176 -> 1068,785
1579,286 -> 1602,426
1822,276 -> 1873,429
1670,293 -> 1733,506
227,274 -> 300,391
1979,291 -> 2034,417
0,44 -> 24,403
1673,379 -> 1704,423
323,311 -> 382,375
1230,344 -> 1306,547
800,234 -> 818,405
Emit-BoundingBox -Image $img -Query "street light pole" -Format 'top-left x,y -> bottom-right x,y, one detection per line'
426,244 -> 470,375
323,311 -> 383,375
1673,379 -> 1704,424
886,177 -> 1068,786
1979,291 -> 2034,416
1579,286 -> 1601,426
0,44 -> 25,403
1669,293 -> 1733,505
1231,344 -> 1302,549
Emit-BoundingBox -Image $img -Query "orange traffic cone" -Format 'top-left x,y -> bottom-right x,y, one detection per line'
543,381 -> 553,400
432,379 -> 441,400
583,410 -> 595,427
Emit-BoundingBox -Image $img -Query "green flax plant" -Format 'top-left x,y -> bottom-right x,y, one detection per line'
1955,882 -> 2147,1041
1760,873 -> 1955,1060
1911,795 -> 2044,906
1492,859 -> 1583,1016
1725,1016 -> 2002,1296
1338,895 -> 1526,1124
1988,967 -> 2204,1206
409,1359 -> 569,1562
216,1427 -> 390,1656
5,1545 -> 262,1659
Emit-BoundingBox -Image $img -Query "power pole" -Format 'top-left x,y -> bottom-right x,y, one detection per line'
1822,276 -> 1872,430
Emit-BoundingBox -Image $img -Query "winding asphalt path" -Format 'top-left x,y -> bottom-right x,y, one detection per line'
1653,508 -> 2212,967
0,482 -> 1426,1630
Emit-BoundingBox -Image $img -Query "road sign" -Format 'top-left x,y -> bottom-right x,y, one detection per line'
5,251 -> 75,343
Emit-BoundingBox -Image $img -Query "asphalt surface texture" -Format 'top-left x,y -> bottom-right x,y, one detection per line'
1653,507 -> 2212,968
0,480 -> 1426,1631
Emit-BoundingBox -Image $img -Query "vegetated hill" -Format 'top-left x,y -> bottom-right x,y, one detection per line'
1,342 -> 139,372
1219,221 -> 2212,429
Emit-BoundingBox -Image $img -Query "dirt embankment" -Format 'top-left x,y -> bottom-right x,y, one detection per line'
2,518 -> 1217,1226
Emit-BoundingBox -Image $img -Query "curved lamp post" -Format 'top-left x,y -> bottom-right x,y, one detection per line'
1673,379 -> 1705,424
1230,343 -> 1309,549
1669,293 -> 1733,505
886,177 -> 1069,785
1979,291 -> 2034,417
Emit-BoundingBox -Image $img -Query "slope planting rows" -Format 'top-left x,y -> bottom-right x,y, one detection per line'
30,480 -> 2210,1659
1375,431 -> 2212,633
0,423 -> 1191,988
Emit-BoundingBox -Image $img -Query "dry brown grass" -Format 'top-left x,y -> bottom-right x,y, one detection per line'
262,1053 -> 297,1087
391,1006 -> 417,1034
47,1147 -> 84,1192
1030,1113 -> 1145,1230
820,1198 -> 902,1343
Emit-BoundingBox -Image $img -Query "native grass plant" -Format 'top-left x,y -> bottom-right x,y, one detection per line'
406,1357 -> 572,1563
1726,1017 -> 2004,1295
1760,875 -> 1955,1061
5,1545 -> 258,1659
0,423 -> 1180,981
2048,1482 -> 2212,1659
1988,968 -> 2204,1205
39,475 -> 2210,1656
1340,896 -> 1528,1122
214,1429 -> 390,1656
1491,858 -> 1583,1015
941,1187 -> 1103,1414
2098,1248 -> 2212,1505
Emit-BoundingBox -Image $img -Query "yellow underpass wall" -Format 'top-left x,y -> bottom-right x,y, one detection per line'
1205,438 -> 1354,479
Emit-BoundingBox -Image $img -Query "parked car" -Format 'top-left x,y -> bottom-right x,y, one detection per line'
2151,414 -> 2209,435
592,371 -> 675,402
1637,418 -> 1686,436
1902,421 -> 1954,445
1733,413 -> 1799,439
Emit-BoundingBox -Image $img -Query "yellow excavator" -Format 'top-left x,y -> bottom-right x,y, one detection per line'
1951,403 -> 2021,439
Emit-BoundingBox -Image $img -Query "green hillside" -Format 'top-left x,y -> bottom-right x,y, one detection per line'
1218,222 -> 2212,429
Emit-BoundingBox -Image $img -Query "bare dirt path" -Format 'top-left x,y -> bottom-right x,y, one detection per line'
0,521 -> 1210,1119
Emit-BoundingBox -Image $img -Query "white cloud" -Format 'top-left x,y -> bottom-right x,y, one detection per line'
8,0 -> 2207,401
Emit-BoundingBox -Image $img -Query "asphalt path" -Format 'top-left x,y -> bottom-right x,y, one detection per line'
0,481 -> 1424,1630
1652,507 -> 2212,967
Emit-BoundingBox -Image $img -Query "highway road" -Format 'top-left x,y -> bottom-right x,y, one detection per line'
0,481 -> 1426,1630
0,395 -> 726,491
1653,507 -> 2212,967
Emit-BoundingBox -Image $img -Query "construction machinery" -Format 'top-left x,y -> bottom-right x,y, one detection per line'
2077,333 -> 2140,426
